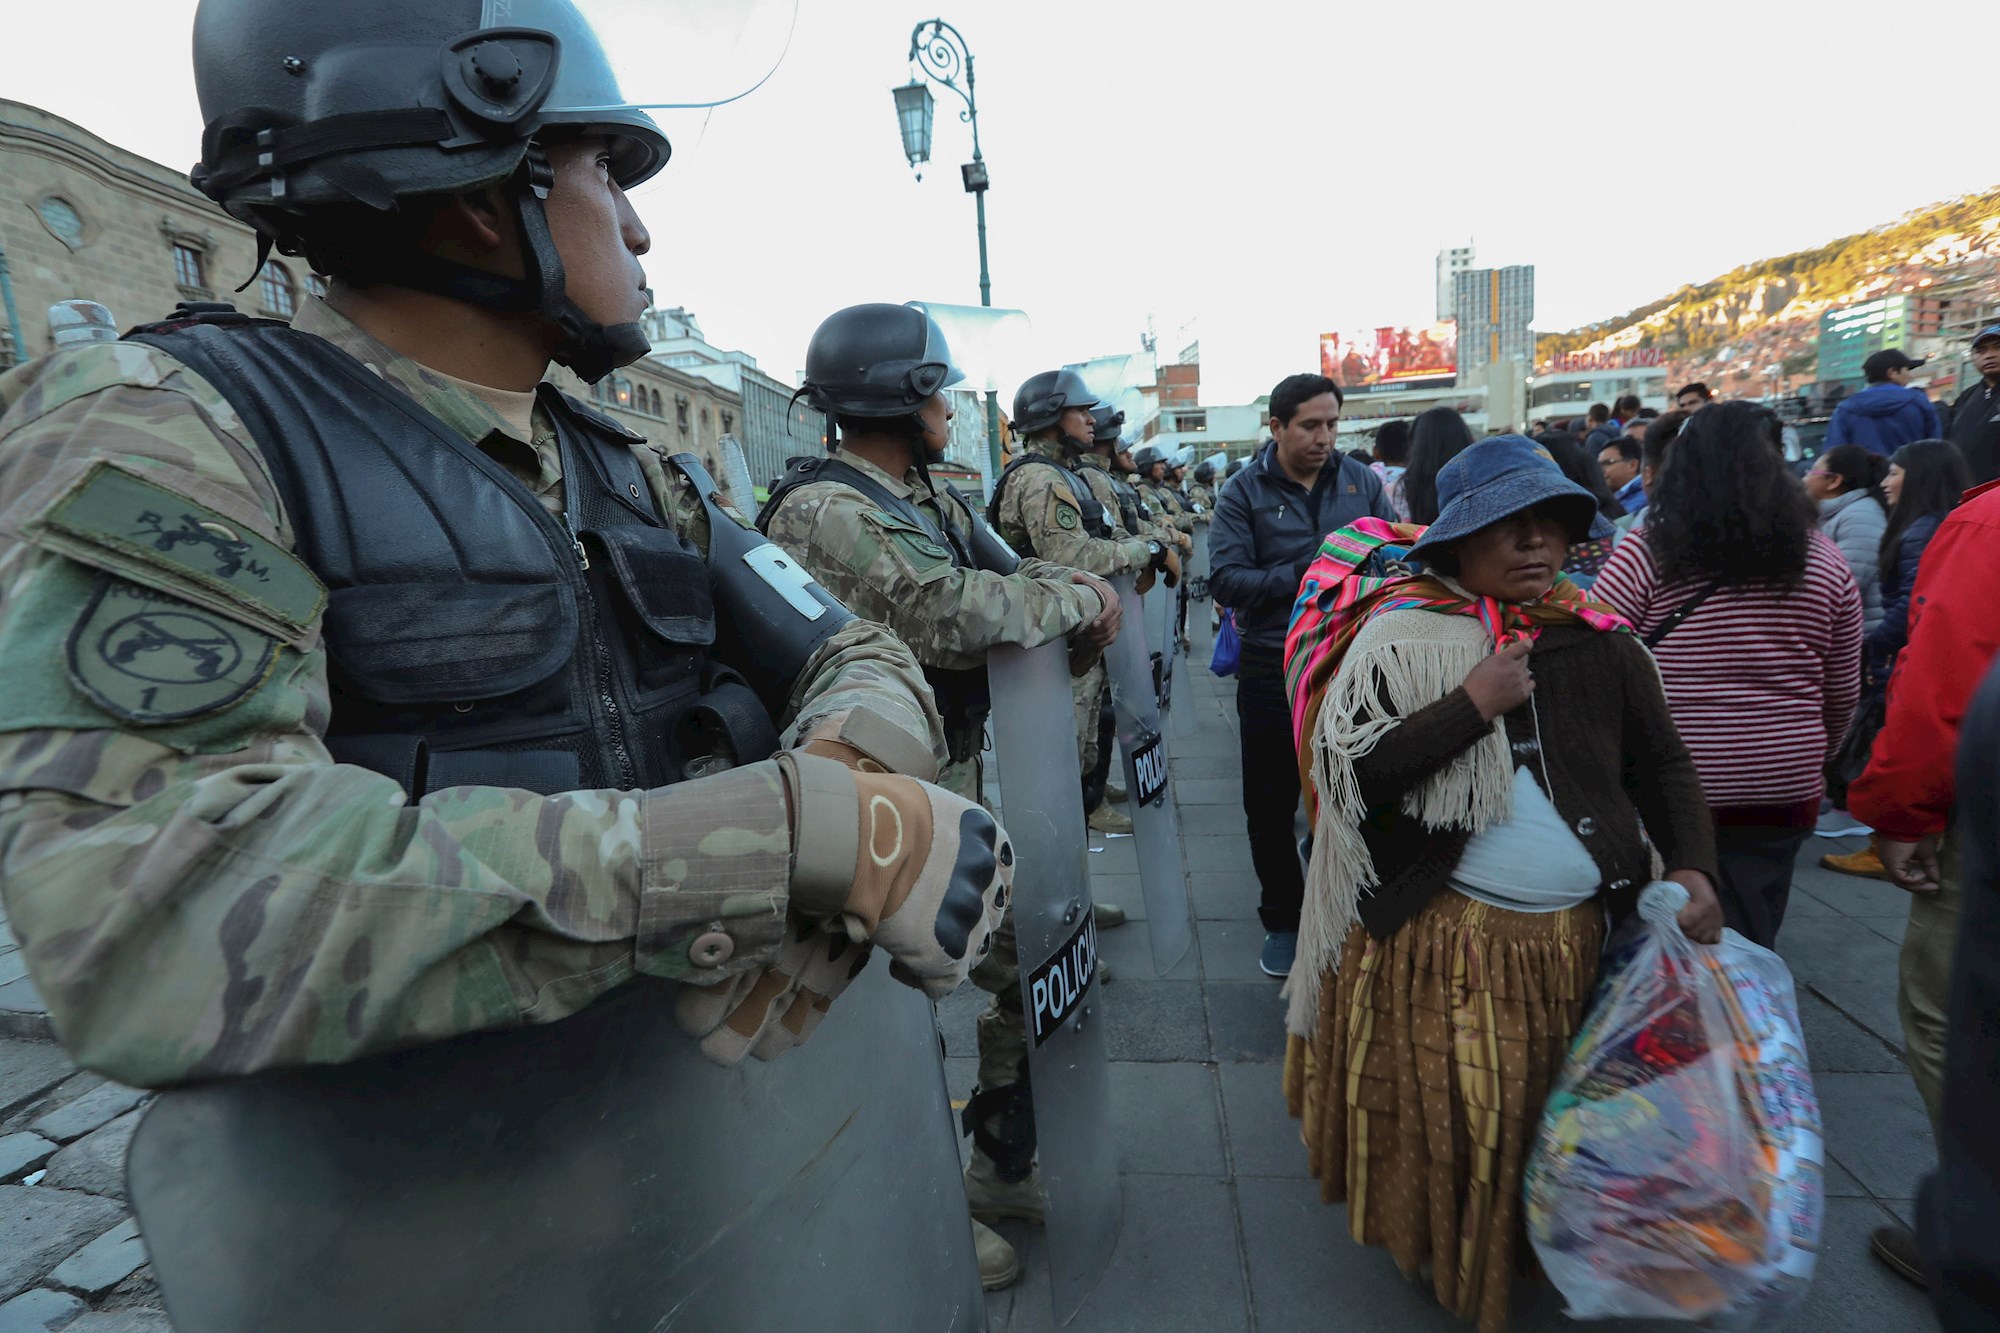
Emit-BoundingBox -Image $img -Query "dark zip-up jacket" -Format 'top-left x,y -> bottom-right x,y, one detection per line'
1208,441 -> 1394,651
1948,378 -> 2000,486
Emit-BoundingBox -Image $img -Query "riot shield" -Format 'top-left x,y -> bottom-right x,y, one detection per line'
1142,575 -> 1176,712
1102,575 -> 1195,975
717,434 -> 758,511
1185,523 -> 1211,605
986,638 -> 1121,1322
126,965 -> 981,1333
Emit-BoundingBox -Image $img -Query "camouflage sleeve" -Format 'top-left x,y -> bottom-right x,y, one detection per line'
762,484 -> 1100,670
0,347 -> 800,1088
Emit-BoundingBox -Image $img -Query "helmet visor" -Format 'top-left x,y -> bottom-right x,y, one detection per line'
485,0 -> 798,144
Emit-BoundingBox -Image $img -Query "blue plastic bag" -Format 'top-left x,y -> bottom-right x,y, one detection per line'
1209,609 -> 1240,677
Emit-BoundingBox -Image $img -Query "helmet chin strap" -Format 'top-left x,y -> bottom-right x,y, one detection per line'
345,144 -> 647,385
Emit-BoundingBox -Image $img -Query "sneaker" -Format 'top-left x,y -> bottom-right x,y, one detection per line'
965,1154 -> 1045,1225
1260,930 -> 1298,978
1087,805 -> 1133,835
1868,1223 -> 1928,1289
1820,845 -> 1887,880
1092,902 -> 1130,929
973,1218 -> 1019,1291
1103,779 -> 1128,803
1815,808 -> 1872,838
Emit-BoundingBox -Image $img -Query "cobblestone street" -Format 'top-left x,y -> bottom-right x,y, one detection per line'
948,637 -> 1943,1332
0,640 -> 1949,1332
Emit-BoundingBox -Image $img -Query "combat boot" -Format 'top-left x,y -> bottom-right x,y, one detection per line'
973,1218 -> 1019,1290
1103,778 -> 1128,803
965,1150 -> 1046,1225
1087,804 -> 1133,835
1093,902 -> 1129,928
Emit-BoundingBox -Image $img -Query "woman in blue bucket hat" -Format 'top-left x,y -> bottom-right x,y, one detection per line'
1283,435 -> 1723,1332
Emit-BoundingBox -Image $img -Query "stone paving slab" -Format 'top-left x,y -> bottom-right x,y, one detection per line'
49,1219 -> 145,1297
0,1287 -> 86,1332
0,1187 -> 124,1303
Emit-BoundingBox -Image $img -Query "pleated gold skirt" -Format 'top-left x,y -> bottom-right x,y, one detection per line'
1283,891 -> 1604,1333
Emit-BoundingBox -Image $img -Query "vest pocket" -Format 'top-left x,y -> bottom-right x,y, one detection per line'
323,581 -> 578,703
592,525 -> 716,647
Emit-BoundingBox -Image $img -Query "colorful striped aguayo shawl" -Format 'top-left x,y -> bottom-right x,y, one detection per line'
1282,517 -> 1634,816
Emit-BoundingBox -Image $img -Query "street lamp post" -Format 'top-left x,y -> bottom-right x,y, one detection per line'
894,17 -> 1001,480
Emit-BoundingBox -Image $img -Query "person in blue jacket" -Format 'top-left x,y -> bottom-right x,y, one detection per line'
1827,349 -> 1943,457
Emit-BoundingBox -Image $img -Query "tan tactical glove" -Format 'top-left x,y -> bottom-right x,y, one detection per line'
1136,566 -> 1157,595
784,753 -> 1011,999
675,917 -> 873,1066
1160,546 -> 1183,588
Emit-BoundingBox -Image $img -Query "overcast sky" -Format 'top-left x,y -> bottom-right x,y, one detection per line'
7,0 -> 1993,403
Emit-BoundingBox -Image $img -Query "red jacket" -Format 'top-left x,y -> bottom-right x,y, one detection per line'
1850,479 -> 2000,838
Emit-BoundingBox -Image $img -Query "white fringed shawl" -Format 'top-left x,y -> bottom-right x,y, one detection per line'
1283,609 -> 1517,1038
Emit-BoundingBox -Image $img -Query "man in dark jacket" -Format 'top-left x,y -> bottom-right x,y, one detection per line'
1209,373 -> 1396,976
1827,349 -> 1942,456
1944,325 -> 2000,486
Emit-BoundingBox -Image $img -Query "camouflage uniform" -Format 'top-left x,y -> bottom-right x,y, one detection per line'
761,451 -> 1103,1091
991,440 -> 1152,781
1140,477 -> 1195,538
1186,482 -> 1216,520
0,297 -> 944,1089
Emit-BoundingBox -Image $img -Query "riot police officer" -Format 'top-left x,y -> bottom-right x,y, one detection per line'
757,303 -> 1122,1289
989,371 -> 1176,834
0,0 -> 1011,1107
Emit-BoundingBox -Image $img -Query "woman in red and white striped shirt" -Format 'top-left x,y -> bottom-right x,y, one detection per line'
1594,401 -> 1863,947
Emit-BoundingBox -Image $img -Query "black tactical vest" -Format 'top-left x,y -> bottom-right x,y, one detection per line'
126,309 -> 778,799
1106,474 -> 1145,536
759,455 -> 992,764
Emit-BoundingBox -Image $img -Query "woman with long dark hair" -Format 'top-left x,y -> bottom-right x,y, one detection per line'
1821,439 -> 1972,881
1805,444 -> 1891,634
1869,439 -> 1973,690
1593,400 -> 1864,947
1402,407 -> 1476,525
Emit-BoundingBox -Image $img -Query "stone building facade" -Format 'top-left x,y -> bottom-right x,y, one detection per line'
0,98 -> 747,493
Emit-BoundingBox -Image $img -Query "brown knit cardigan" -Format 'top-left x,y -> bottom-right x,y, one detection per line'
1347,622 -> 1719,939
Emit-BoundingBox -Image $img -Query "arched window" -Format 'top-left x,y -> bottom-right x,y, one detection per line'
614,378 -> 633,408
306,273 -> 328,299
650,389 -> 663,416
260,263 -> 297,319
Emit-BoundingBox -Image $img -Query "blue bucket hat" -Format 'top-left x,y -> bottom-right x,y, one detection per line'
1406,434 -> 1607,559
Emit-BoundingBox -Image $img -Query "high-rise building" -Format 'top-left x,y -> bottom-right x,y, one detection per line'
1454,264 -> 1535,372
1816,293 -> 1948,386
1436,244 -> 1474,322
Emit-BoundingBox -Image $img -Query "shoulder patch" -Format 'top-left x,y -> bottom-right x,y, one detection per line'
67,576 -> 279,723
1054,504 -> 1080,530
40,461 -> 324,636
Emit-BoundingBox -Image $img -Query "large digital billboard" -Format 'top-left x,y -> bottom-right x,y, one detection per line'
1319,324 -> 1457,392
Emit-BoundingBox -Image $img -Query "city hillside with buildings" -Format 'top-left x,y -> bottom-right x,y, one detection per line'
1540,186 -> 2000,402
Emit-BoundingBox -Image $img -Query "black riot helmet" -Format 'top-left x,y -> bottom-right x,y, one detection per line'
188,0 -> 671,382
802,303 -> 963,419
800,303 -> 963,464
1089,403 -> 1126,448
1193,461 -> 1215,485
1011,368 -> 1102,439
1132,443 -> 1168,478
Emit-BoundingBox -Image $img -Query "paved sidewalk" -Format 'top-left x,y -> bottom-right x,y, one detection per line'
943,640 -> 1943,1332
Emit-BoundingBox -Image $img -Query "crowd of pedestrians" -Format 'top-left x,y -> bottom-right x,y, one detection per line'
1201,320 -> 2000,1331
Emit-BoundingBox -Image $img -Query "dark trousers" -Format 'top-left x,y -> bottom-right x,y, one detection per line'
1082,687 -> 1114,813
1713,824 -> 1812,949
1236,647 -> 1305,932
